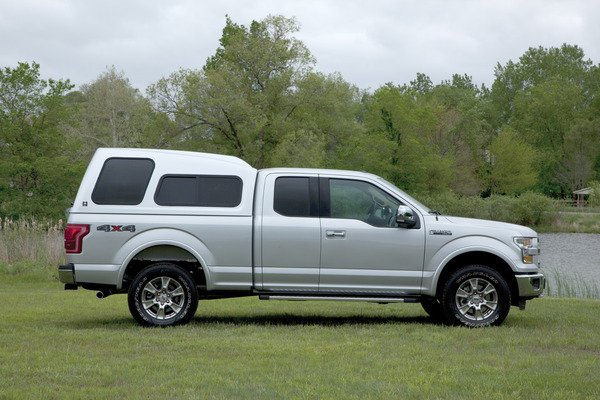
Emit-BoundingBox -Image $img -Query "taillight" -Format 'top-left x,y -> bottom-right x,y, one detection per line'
64,224 -> 90,254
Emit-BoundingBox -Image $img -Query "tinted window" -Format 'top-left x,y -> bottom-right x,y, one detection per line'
155,175 -> 242,207
329,179 -> 400,227
92,158 -> 154,205
274,177 -> 313,217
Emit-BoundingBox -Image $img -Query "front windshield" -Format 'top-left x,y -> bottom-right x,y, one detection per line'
375,177 -> 432,213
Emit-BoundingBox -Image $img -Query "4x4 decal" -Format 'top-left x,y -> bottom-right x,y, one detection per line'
97,224 -> 136,233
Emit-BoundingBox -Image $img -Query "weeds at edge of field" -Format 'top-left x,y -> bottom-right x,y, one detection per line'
544,266 -> 600,299
0,228 -> 64,280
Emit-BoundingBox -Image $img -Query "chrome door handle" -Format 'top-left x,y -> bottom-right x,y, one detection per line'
326,230 -> 346,238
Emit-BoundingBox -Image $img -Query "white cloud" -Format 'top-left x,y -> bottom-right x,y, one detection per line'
0,0 -> 598,92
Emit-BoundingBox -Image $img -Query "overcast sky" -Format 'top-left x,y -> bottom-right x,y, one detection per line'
1,0 -> 598,93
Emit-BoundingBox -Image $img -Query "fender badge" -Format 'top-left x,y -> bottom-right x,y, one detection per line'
429,230 -> 452,236
97,224 -> 136,233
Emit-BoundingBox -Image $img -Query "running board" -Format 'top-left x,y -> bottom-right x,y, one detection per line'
259,294 -> 418,304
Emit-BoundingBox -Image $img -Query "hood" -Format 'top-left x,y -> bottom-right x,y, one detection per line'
442,216 -> 537,237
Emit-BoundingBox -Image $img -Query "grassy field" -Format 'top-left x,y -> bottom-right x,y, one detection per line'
1,282 -> 599,399
1,223 -> 599,398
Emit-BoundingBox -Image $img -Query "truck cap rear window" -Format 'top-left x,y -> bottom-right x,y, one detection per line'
92,158 -> 155,205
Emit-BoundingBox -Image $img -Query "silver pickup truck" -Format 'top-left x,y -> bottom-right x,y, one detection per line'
59,148 -> 545,327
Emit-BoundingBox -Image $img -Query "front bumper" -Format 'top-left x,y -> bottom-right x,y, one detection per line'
58,263 -> 75,285
516,273 -> 545,298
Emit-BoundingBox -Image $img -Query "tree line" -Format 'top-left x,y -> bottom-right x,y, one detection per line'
1,15 -> 599,219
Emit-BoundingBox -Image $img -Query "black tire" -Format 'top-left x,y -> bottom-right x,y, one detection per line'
128,263 -> 198,327
420,297 -> 444,321
440,265 -> 510,327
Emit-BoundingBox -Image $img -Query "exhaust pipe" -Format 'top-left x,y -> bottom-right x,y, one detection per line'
96,290 -> 112,299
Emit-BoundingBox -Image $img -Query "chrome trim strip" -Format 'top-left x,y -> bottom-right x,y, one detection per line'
260,295 -> 416,303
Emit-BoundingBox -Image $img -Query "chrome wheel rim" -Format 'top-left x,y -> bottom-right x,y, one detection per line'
455,277 -> 498,321
141,277 -> 186,320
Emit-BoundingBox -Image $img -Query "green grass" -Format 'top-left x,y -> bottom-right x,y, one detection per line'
1,224 -> 599,398
1,282 -> 599,399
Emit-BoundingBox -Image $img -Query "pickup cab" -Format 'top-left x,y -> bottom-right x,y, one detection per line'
59,148 -> 545,327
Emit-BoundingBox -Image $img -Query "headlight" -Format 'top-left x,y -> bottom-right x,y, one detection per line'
514,237 -> 540,264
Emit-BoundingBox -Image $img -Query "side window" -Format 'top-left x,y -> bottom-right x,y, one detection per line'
274,177 -> 318,217
329,179 -> 401,227
155,175 -> 242,207
92,158 -> 155,205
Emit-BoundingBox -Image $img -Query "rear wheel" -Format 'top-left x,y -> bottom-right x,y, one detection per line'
441,265 -> 510,327
128,263 -> 198,327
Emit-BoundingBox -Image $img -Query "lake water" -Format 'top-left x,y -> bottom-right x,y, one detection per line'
539,233 -> 600,298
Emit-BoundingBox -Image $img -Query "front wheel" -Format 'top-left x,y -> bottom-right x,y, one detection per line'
441,265 -> 510,327
128,263 -> 198,327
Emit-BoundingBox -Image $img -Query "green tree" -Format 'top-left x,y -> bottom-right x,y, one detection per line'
69,67 -> 159,159
358,82 -> 458,194
0,62 -> 82,218
485,128 -> 537,195
491,44 -> 593,126
429,75 -> 493,195
359,75 -> 493,196
491,44 -> 600,197
149,15 -> 361,168
408,72 -> 433,96
513,76 -> 586,196
275,71 -> 362,168
588,181 -> 600,207
558,119 -> 600,193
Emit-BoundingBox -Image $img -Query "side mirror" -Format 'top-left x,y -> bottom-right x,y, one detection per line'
396,205 -> 417,228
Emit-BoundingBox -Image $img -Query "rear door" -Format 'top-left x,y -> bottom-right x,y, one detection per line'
257,173 -> 321,291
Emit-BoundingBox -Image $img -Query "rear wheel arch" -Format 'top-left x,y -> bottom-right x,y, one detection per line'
113,228 -> 216,291
122,245 -> 207,291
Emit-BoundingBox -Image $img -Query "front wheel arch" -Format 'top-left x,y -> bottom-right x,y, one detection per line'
434,251 -> 519,306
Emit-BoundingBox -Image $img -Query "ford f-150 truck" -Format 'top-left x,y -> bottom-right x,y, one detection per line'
59,148 -> 545,327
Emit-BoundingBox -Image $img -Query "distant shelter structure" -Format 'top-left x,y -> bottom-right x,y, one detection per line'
573,187 -> 591,207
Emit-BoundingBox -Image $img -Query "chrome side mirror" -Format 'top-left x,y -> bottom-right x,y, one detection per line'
396,205 -> 417,228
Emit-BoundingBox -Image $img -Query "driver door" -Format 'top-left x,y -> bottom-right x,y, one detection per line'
318,178 -> 425,295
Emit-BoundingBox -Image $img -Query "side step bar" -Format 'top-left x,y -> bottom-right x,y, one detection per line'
259,294 -> 418,304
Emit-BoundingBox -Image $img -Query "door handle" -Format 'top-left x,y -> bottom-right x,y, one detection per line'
326,230 -> 346,238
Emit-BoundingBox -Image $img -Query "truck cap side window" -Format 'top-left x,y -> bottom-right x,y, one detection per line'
154,175 -> 242,207
91,158 -> 155,205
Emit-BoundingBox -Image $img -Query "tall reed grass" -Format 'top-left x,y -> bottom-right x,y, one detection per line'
0,217 -> 65,281
544,266 -> 600,299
